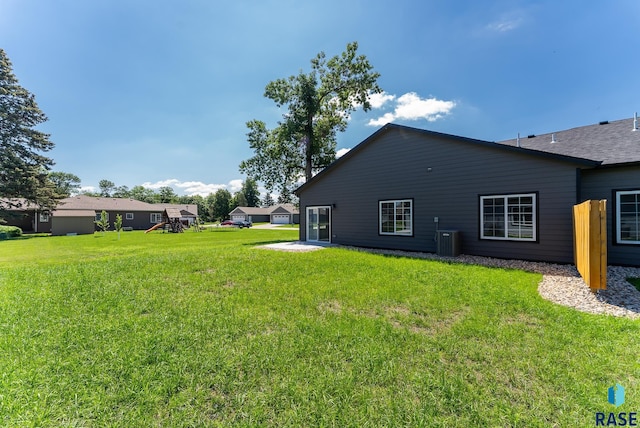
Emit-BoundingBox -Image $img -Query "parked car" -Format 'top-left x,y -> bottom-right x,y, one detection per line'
221,220 -> 252,228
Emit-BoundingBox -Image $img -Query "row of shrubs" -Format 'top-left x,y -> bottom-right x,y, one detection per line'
0,225 -> 23,239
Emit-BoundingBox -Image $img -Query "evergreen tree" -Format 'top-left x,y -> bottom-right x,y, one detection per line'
48,171 -> 81,197
98,179 -> 115,197
232,191 -> 248,208
0,49 -> 57,216
262,193 -> 275,207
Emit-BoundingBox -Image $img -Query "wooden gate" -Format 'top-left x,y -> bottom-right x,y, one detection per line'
573,200 -> 607,291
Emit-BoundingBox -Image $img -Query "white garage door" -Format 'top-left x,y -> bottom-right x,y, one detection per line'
272,215 -> 290,224
232,215 -> 246,221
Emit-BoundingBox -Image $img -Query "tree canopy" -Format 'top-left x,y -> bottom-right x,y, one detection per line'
240,42 -> 382,200
0,48 -> 57,214
208,189 -> 232,222
48,171 -> 81,198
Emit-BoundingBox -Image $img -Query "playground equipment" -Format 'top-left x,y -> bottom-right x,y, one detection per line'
145,208 -> 185,234
145,222 -> 166,233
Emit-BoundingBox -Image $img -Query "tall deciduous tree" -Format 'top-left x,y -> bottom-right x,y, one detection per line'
209,189 -> 232,222
0,49 -> 57,215
130,185 -> 156,203
240,42 -> 382,199
157,186 -> 178,203
241,178 -> 260,207
112,185 -> 131,198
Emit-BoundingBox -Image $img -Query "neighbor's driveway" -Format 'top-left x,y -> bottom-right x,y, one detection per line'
252,223 -> 298,230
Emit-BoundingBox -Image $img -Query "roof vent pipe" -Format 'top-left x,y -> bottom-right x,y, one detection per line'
551,133 -> 557,144
634,112 -> 638,131
517,132 -> 521,148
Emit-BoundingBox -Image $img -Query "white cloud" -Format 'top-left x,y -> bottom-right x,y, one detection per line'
336,148 -> 351,158
227,179 -> 243,193
368,92 -> 396,109
485,10 -> 526,33
140,179 -> 237,197
368,113 -> 396,127
141,179 -> 181,189
367,92 -> 456,126
486,17 -> 523,32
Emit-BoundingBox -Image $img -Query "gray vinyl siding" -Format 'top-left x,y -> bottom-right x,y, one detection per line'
581,165 -> 640,266
90,210 -> 163,231
300,128 -> 582,263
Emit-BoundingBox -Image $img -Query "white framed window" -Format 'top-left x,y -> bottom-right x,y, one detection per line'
39,212 -> 50,222
481,193 -> 536,241
616,190 -> 640,244
95,212 -> 105,221
379,199 -> 413,236
126,212 -> 134,220
150,213 -> 163,223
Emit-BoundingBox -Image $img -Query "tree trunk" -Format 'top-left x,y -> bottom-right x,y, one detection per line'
305,117 -> 314,181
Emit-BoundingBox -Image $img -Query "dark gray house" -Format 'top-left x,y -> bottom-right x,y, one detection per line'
55,195 -> 165,232
0,198 -> 52,233
295,117 -> 640,267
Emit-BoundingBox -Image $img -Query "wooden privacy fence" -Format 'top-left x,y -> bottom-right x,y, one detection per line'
573,200 -> 607,291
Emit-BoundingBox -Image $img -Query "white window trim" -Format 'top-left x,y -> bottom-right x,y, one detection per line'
616,190 -> 640,245
126,212 -> 134,220
150,213 -> 163,223
39,212 -> 50,222
379,199 -> 413,236
480,193 -> 536,242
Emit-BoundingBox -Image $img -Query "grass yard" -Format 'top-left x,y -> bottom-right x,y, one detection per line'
0,229 -> 638,426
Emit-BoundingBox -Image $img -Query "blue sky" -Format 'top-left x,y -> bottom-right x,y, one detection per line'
2,0 -> 639,196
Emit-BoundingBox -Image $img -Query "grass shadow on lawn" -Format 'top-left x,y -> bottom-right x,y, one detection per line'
5,233 -> 51,241
244,239 -> 299,246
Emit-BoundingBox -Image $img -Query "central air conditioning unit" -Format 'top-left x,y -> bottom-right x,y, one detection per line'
437,230 -> 461,257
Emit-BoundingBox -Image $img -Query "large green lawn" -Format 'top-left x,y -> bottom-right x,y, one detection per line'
0,229 -> 638,426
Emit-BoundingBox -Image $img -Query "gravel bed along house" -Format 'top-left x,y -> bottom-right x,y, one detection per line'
259,242 -> 640,319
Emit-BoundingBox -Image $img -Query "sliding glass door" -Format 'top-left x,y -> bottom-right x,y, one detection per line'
306,206 -> 331,242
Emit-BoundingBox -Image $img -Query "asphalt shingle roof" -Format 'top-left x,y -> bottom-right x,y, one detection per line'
498,117 -> 640,165
57,195 -> 159,211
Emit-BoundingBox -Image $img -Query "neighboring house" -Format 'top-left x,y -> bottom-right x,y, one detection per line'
270,204 -> 300,224
54,195 -> 165,233
295,117 -> 640,267
2,195 -> 200,235
229,204 -> 300,224
0,198 -> 52,233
